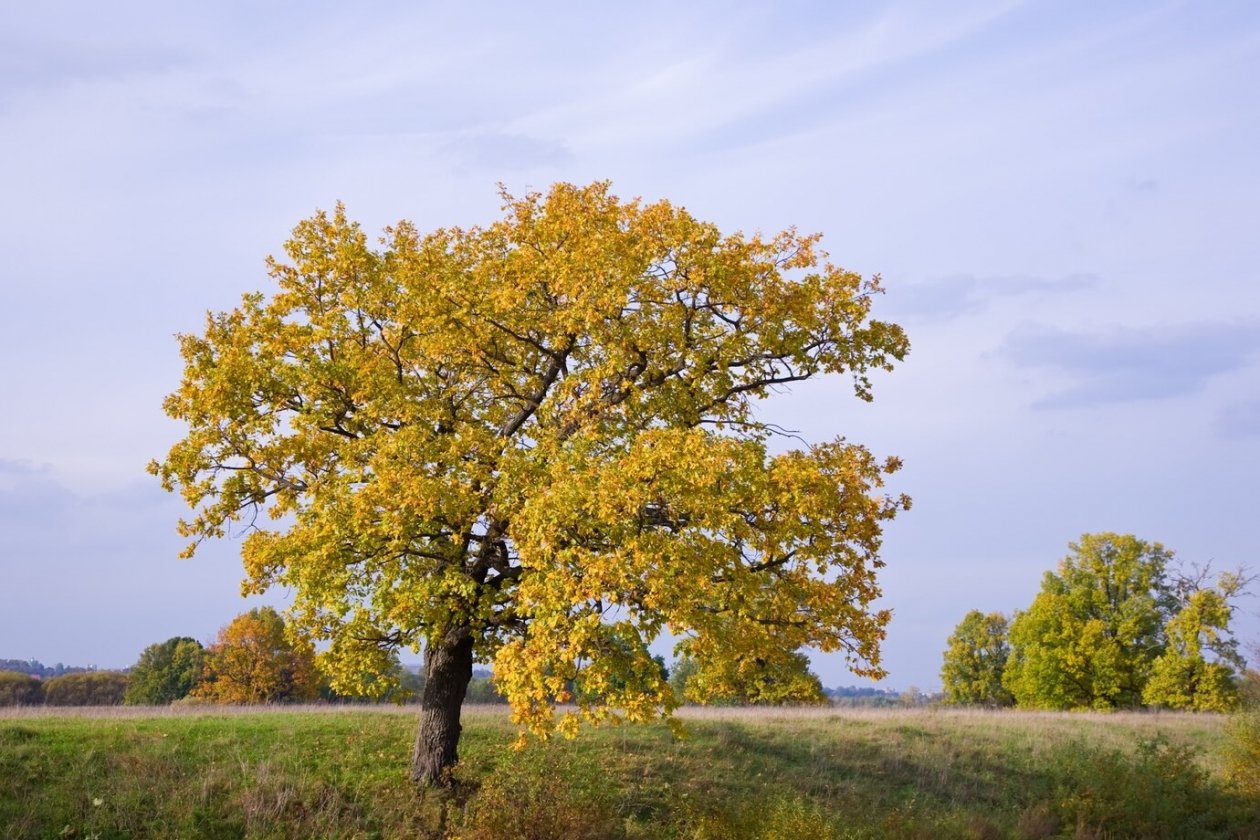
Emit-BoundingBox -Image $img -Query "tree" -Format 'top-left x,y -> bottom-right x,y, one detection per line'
1142,571 -> 1247,711
898,684 -> 923,707
43,671 -> 129,706
670,649 -> 826,705
940,610 -> 1013,706
124,636 -> 205,705
192,607 -> 321,704
1002,533 -> 1248,710
1003,534 -> 1171,709
152,181 -> 909,784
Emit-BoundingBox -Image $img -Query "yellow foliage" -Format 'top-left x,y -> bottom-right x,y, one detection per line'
193,607 -> 321,704
153,181 -> 908,739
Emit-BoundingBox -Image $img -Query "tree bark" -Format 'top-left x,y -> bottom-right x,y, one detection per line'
410,623 -> 475,786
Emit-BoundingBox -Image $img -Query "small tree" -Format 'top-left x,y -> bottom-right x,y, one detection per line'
124,637 -> 205,705
671,649 -> 826,705
1143,573 -> 1247,711
193,607 -> 321,704
940,610 -> 1013,706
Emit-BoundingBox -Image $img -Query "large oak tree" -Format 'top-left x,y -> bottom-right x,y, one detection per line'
153,182 -> 910,784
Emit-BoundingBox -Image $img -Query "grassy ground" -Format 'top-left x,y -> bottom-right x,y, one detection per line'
1,705 -> 1256,839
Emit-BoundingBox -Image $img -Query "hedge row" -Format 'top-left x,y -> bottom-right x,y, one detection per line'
0,670 -> 128,706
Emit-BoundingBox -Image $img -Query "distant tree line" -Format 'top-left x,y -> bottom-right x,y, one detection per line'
0,607 -> 513,707
0,671 -> 129,706
940,533 -> 1254,712
0,659 -> 91,679
825,685 -> 903,707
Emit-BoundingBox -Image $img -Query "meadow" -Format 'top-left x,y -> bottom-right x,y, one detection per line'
2,704 -> 1257,839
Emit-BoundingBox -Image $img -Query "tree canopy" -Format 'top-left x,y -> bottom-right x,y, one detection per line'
192,607 -> 321,704
153,181 -> 909,783
1001,533 -> 1247,711
671,650 -> 826,706
124,636 -> 205,705
1142,573 -> 1248,711
42,672 -> 129,706
0,672 -> 44,706
940,610 -> 1013,707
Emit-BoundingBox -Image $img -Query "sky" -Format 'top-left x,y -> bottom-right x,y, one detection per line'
2,1 -> 1258,692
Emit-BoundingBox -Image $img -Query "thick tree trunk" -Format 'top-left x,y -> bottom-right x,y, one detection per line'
410,623 -> 475,786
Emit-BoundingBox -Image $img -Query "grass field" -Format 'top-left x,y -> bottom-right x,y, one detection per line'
2,704 -> 1256,839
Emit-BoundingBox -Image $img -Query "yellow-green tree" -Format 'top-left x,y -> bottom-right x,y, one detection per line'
940,610 -> 1012,706
124,636 -> 205,705
670,649 -> 827,705
152,181 -> 909,784
1003,534 -> 1171,710
192,607 -> 321,704
1142,573 -> 1246,711
1003,534 -> 1248,711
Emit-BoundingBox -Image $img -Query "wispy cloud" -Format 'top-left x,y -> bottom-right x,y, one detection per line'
1000,320 -> 1260,408
0,36 -> 186,107
1217,399 -> 1260,438
441,131 -> 572,174
892,273 -> 1098,322
515,1 -> 1023,154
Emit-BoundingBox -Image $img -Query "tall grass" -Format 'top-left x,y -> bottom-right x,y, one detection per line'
2,706 -> 1255,839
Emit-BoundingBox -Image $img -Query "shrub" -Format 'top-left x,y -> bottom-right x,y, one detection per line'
1224,708 -> 1260,796
42,671 -> 129,706
679,795 -> 838,840
1046,735 -> 1234,838
465,675 -> 507,704
451,743 -> 622,840
0,671 -> 44,705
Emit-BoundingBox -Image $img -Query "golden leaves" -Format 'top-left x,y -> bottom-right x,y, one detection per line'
192,607 -> 321,704
154,180 -> 909,740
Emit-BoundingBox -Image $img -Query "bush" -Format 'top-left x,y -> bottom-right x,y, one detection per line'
451,742 -> 622,840
1225,710 -> 1260,797
1045,735 -> 1236,838
465,675 -> 507,704
679,795 -> 838,840
0,671 -> 44,705
43,671 -> 129,706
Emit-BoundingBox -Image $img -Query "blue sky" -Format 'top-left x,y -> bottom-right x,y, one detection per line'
1,1 -> 1257,690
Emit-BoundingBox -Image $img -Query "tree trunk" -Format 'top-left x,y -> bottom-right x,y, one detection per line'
410,623 -> 475,786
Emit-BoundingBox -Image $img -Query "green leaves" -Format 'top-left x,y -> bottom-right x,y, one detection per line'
995,533 -> 1246,711
123,637 -> 204,705
940,610 -> 1012,706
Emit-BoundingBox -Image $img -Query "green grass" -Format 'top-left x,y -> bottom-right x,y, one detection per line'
1,705 -> 1256,839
